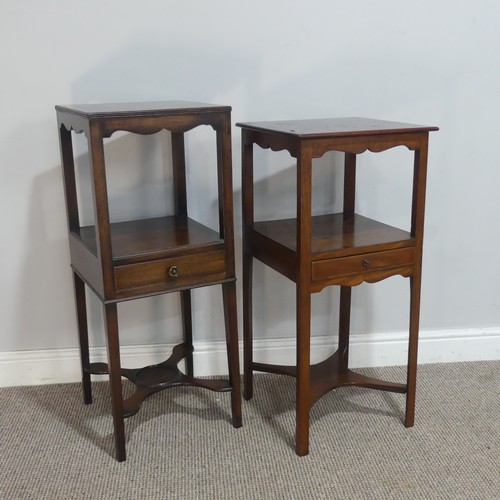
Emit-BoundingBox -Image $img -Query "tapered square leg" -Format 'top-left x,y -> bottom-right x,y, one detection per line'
180,290 -> 194,377
242,251 -> 253,401
405,275 -> 421,428
222,282 -> 242,428
338,286 -> 352,373
73,272 -> 92,405
296,286 -> 311,456
103,303 -> 126,462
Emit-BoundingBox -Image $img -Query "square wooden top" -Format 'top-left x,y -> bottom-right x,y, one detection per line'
236,117 -> 438,138
55,101 -> 230,118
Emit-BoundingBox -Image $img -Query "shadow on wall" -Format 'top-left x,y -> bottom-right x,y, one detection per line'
53,43 -> 260,352
17,42 -> 422,357
13,142 -> 77,352
14,132 -> 185,354
10,43 -> 255,357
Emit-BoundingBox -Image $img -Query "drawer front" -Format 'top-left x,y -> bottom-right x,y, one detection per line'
114,250 -> 226,291
312,247 -> 414,281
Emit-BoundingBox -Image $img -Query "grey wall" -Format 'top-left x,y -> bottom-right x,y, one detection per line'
1,0 -> 499,355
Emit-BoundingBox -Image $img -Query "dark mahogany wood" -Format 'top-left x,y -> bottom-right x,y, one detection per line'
73,272 -> 92,404
75,215 -> 223,264
57,101 -> 241,462
238,117 -> 438,456
236,117 -> 437,138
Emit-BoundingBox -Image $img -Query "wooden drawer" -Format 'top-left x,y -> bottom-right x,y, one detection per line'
312,247 -> 414,281
114,249 -> 226,291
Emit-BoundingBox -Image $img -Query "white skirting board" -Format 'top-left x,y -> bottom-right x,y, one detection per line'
1,327 -> 499,388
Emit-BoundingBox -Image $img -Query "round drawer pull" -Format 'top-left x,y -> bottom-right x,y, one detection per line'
168,265 -> 180,278
362,259 -> 370,268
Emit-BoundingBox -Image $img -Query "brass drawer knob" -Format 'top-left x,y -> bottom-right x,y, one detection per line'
362,259 -> 370,268
168,265 -> 180,278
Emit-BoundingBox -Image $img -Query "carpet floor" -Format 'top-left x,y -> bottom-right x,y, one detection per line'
1,361 -> 499,499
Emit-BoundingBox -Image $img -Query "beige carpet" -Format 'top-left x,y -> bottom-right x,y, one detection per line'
1,361 -> 499,499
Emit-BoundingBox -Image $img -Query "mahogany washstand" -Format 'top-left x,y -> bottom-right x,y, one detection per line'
57,101 -> 242,461
238,117 -> 438,456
